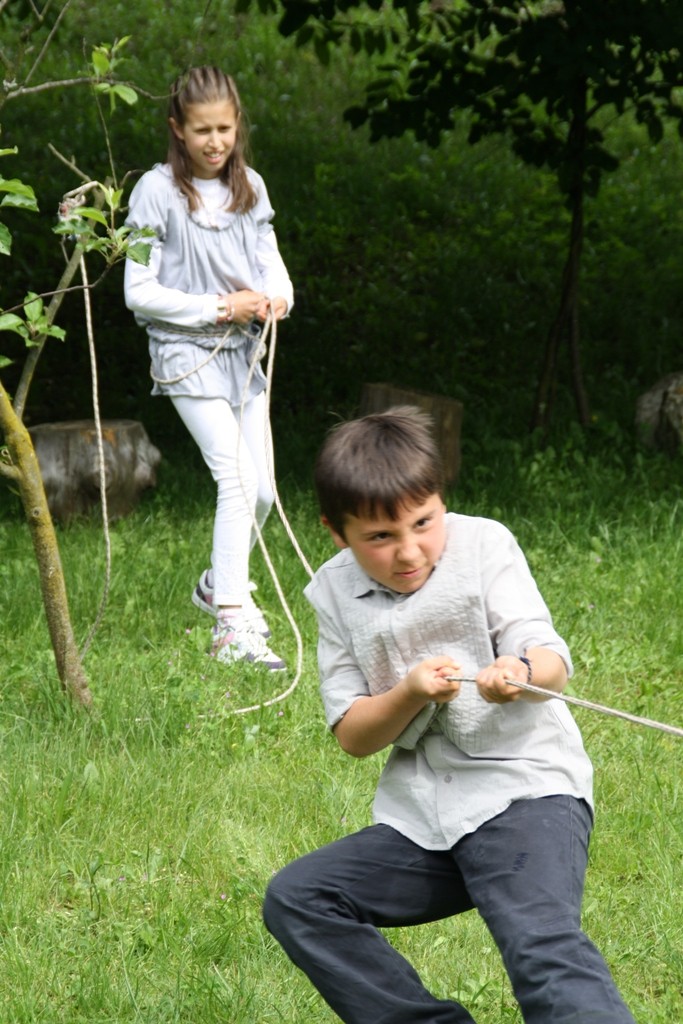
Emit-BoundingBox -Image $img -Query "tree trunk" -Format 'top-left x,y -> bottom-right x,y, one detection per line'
0,385 -> 92,705
29,418 -> 161,522
359,382 -> 463,483
0,196 -> 106,705
531,89 -> 589,432
569,299 -> 590,427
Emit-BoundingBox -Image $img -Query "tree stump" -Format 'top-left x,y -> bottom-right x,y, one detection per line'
28,419 -> 162,522
635,372 -> 683,453
359,383 -> 464,484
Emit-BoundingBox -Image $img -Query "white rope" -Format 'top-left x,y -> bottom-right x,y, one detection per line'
149,322 -> 242,385
446,677 -> 683,738
225,324 -> 683,735
229,311 -> 312,715
124,298 -> 309,714
78,253 -> 112,659
128,289 -> 683,737
51,184 -> 683,740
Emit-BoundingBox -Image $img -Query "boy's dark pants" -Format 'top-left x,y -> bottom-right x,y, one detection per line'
263,795 -> 635,1024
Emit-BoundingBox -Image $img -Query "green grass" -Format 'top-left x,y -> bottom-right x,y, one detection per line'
1,437 -> 682,1022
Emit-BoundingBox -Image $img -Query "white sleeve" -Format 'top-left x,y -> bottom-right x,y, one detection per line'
124,244 -> 217,326
482,522 -> 573,675
256,228 -> 294,314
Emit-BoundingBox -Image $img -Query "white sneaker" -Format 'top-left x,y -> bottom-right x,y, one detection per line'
192,571 -> 271,637
243,585 -> 272,638
210,617 -> 285,672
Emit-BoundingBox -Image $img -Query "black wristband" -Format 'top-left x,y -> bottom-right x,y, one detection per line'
519,656 -> 532,683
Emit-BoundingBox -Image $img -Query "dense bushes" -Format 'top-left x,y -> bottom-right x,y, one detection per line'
2,4 -> 683,473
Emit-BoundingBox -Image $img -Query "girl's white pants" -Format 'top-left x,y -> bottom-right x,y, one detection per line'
171,391 -> 274,607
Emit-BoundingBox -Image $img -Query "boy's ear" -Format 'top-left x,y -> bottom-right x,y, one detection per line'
321,515 -> 348,549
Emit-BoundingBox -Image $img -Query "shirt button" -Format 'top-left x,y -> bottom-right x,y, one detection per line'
444,774 -> 452,783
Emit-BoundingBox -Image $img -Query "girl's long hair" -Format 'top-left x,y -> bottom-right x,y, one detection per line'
167,66 -> 257,213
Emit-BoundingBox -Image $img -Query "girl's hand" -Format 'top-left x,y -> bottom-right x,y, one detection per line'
268,296 -> 289,320
219,290 -> 268,325
255,295 -> 288,322
403,656 -> 462,704
476,656 -> 527,704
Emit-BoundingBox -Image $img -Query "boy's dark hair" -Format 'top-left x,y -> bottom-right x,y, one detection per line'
314,406 -> 444,537
167,65 -> 256,214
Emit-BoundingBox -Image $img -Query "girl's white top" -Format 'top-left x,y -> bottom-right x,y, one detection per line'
124,163 -> 294,399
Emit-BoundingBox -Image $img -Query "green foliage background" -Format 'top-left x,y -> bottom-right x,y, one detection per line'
1,1 -> 682,479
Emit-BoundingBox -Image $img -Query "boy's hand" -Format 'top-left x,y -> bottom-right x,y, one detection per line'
404,657 -> 463,704
476,656 -> 527,704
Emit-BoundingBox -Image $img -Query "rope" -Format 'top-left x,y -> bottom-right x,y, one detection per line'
78,253 -> 112,659
149,322 -> 243,385
445,677 -> 683,738
224,323 -> 682,736
120,294 -> 310,714
228,311 -> 312,715
76,282 -> 683,738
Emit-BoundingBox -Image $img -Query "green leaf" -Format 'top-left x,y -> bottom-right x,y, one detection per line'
0,177 -> 38,211
91,49 -> 110,76
23,292 -> 44,323
0,355 -> 13,369
344,105 -> 369,129
125,242 -> 153,266
280,2 -> 314,36
112,84 -> 138,106
0,313 -> 29,339
314,35 -> 331,66
76,207 -> 109,226
0,222 -> 11,256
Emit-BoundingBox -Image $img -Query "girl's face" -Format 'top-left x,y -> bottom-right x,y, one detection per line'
170,100 -> 239,179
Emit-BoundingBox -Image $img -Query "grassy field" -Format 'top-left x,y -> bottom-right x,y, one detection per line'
1,433 -> 682,1022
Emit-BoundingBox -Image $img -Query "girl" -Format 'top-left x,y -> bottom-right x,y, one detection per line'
124,66 -> 293,671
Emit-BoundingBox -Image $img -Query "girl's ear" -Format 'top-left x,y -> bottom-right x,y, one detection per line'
321,515 -> 348,550
169,117 -> 184,140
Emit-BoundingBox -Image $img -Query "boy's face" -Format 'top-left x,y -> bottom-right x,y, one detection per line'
325,493 -> 446,594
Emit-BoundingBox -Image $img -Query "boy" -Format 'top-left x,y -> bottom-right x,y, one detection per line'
263,407 -> 635,1024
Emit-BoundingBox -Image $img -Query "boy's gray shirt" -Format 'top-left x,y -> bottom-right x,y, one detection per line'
304,513 -> 594,850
